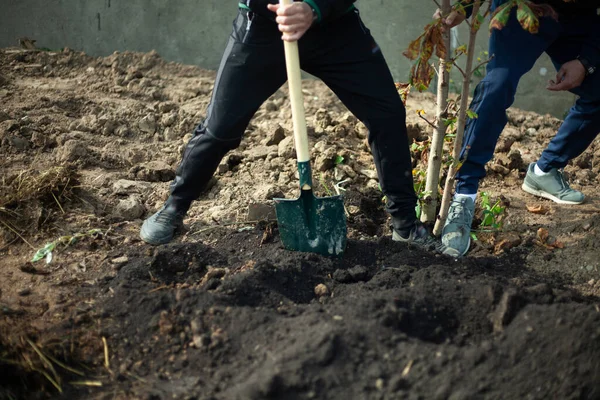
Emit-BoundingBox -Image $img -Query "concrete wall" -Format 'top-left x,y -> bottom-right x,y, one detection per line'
0,0 -> 576,117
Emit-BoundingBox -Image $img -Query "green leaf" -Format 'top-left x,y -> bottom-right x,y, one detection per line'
334,155 -> 344,165
489,1 -> 514,31
470,232 -> 479,241
516,1 -> 540,33
443,118 -> 456,127
32,251 -> 46,263
32,242 -> 57,263
480,192 -> 490,208
466,110 -> 479,119
473,13 -> 486,32
455,44 -> 468,56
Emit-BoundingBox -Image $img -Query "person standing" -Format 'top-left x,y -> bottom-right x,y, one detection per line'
439,0 -> 600,257
140,0 -> 443,251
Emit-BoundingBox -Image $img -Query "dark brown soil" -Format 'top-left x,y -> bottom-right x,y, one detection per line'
1,47 -> 599,400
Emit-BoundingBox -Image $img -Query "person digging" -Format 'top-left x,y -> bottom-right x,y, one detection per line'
140,0 -> 444,252
439,0 -> 600,257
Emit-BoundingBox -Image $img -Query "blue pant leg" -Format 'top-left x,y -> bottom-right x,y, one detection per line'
537,82 -> 600,171
537,16 -> 600,171
455,8 -> 560,194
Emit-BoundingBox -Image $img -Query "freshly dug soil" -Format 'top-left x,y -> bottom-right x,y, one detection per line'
0,47 -> 599,400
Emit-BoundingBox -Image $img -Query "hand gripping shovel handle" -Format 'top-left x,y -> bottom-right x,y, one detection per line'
280,0 -> 311,189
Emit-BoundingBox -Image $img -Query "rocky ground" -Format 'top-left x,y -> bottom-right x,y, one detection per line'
0,47 -> 599,400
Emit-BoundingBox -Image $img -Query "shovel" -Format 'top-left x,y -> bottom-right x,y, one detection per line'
273,0 -> 347,256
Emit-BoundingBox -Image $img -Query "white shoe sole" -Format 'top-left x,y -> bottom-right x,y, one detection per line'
521,183 -> 584,205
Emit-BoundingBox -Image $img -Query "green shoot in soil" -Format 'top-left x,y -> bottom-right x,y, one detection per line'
31,229 -> 102,263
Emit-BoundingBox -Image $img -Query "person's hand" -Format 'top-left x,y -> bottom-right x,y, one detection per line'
433,8 -> 466,31
547,60 -> 586,91
267,2 -> 314,42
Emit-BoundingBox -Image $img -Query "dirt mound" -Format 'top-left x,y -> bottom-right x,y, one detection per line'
1,47 -> 600,399
92,231 -> 599,400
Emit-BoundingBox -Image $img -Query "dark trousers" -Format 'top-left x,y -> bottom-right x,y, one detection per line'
167,8 -> 418,231
456,2 -> 600,195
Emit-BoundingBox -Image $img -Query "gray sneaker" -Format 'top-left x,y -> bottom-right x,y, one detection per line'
140,205 -> 185,245
441,196 -> 475,257
522,163 -> 584,205
392,222 -> 445,253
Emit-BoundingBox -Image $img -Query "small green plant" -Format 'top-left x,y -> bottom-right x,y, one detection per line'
32,229 -> 102,263
479,191 -> 505,230
412,168 -> 431,219
334,155 -> 345,165
410,139 -> 430,153
318,173 -> 334,196
469,192 -> 505,241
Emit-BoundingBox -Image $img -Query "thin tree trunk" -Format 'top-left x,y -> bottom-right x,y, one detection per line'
433,0 -> 483,236
421,0 -> 452,225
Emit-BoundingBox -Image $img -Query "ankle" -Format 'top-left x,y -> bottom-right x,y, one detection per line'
454,193 -> 476,203
164,199 -> 189,216
534,163 -> 550,176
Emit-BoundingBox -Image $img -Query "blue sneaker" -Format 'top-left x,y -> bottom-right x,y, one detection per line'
441,196 -> 475,257
522,163 -> 584,205
140,205 -> 184,245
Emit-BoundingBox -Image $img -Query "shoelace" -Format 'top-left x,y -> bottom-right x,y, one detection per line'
554,169 -> 572,194
448,198 -> 473,226
412,225 -> 446,252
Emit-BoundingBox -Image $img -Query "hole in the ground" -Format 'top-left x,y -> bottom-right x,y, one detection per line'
219,260 -> 321,307
148,243 -> 226,284
378,299 -> 460,344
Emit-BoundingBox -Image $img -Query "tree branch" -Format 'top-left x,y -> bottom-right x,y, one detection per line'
453,61 -> 467,78
472,53 -> 494,73
419,114 -> 438,130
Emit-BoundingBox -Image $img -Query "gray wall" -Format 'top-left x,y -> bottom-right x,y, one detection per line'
0,0 -> 576,117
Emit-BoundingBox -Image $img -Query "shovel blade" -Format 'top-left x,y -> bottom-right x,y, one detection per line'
274,190 -> 347,256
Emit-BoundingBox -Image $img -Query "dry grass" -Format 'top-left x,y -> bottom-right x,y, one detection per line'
0,165 -> 78,209
0,165 -> 79,248
0,331 -> 102,397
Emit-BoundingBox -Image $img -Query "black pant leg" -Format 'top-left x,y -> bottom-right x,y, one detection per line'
168,10 -> 287,212
300,10 -> 417,231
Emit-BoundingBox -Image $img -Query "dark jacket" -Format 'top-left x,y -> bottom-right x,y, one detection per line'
240,0 -> 356,22
459,0 -> 600,67
529,0 -> 600,15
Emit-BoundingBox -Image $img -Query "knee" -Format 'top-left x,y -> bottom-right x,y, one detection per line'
382,96 -> 406,121
479,68 -> 519,105
201,115 -> 248,143
363,115 -> 410,148
194,121 -> 243,150
187,124 -> 242,156
573,98 -> 600,116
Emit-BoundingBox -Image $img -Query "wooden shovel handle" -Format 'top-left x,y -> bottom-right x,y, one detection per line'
279,0 -> 310,163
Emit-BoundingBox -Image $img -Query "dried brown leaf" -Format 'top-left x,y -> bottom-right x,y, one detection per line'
537,227 -> 549,243
526,204 -> 550,215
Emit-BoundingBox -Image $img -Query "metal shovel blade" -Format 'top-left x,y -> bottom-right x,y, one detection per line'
275,27 -> 347,256
274,189 -> 347,256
